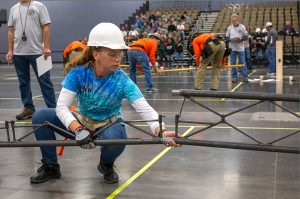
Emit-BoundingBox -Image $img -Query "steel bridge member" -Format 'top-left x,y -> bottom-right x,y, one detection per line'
30,22 -> 179,185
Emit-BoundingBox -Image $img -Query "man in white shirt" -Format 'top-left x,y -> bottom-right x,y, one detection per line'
226,14 -> 249,82
6,0 -> 56,120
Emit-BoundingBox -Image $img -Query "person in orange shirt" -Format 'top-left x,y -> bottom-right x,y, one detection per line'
192,33 -> 226,90
63,36 -> 88,65
128,34 -> 159,93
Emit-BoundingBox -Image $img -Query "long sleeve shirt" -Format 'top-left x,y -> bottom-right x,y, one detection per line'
192,33 -> 215,65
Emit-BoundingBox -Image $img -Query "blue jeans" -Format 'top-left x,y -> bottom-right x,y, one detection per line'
13,55 -> 56,108
230,51 -> 248,79
128,50 -> 153,90
32,108 -> 127,165
267,47 -> 276,73
176,52 -> 183,64
166,54 -> 174,68
244,47 -> 252,71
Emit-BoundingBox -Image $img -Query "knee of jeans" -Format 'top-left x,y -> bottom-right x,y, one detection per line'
32,108 -> 54,125
100,123 -> 127,140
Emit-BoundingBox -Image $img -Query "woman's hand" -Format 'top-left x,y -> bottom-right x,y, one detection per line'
161,130 -> 181,148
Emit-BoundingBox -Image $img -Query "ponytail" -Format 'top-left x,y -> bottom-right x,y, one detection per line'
64,47 -> 97,75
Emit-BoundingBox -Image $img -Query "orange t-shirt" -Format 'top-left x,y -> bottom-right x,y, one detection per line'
192,33 -> 215,65
129,38 -> 158,65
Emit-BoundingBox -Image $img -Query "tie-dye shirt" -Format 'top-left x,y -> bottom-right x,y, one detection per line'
62,66 -> 143,121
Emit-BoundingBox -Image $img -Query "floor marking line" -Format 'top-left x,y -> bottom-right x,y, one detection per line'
221,70 -> 257,101
106,127 -> 195,199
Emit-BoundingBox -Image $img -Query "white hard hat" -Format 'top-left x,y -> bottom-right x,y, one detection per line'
266,22 -> 272,27
88,22 -> 129,49
255,28 -> 261,33
262,28 -> 267,33
130,31 -> 137,36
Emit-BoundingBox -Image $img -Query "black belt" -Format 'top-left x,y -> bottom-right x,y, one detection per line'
206,37 -> 220,45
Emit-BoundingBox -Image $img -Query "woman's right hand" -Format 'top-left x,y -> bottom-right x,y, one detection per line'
161,130 -> 181,148
6,51 -> 13,63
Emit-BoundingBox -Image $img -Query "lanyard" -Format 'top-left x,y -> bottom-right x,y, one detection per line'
19,1 -> 31,41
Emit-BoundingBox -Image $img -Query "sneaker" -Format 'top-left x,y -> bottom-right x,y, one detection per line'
97,162 -> 119,184
232,78 -> 237,83
30,161 -> 61,184
194,87 -> 202,90
16,107 -> 35,120
243,78 -> 249,82
146,88 -> 158,93
210,88 -> 218,91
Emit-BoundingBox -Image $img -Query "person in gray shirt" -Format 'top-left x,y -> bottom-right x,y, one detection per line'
6,0 -> 56,120
265,22 -> 278,76
225,14 -> 249,82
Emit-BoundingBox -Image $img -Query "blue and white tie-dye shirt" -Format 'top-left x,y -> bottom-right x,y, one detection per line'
62,66 -> 143,121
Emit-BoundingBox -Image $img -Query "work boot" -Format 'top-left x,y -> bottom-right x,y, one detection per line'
97,161 -> 119,183
30,161 -> 61,184
16,107 -> 35,120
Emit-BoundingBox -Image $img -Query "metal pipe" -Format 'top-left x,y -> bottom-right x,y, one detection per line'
177,120 -> 215,125
17,123 -> 47,141
172,90 -> 300,102
223,100 -> 264,117
0,139 -> 163,147
5,121 -> 10,142
158,115 -> 163,138
45,122 -> 75,138
175,114 -> 180,138
271,101 -> 300,118
267,129 -> 300,145
92,119 -> 120,138
122,120 -> 158,138
0,138 -> 299,154
10,121 -> 16,141
174,139 -> 300,154
184,120 -> 223,138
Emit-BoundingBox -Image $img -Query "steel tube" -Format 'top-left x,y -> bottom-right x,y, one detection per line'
0,139 -> 163,147
0,138 -> 299,154
174,139 -> 300,154
172,90 -> 300,102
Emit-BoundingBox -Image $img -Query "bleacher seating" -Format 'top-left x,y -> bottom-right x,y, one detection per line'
212,2 -> 299,33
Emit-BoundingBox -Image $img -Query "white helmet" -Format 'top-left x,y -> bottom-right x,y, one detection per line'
130,31 -> 137,36
88,22 -> 129,49
266,22 -> 272,27
262,28 -> 267,33
255,28 -> 261,33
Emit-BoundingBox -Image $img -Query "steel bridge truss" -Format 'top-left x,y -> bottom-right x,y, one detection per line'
0,90 -> 299,154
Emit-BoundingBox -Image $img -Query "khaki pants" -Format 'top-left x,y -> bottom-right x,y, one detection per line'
195,41 -> 226,90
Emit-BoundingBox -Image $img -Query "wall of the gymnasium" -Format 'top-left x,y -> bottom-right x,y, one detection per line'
0,0 -> 146,62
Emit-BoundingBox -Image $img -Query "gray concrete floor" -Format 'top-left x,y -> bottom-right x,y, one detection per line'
0,63 -> 299,199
